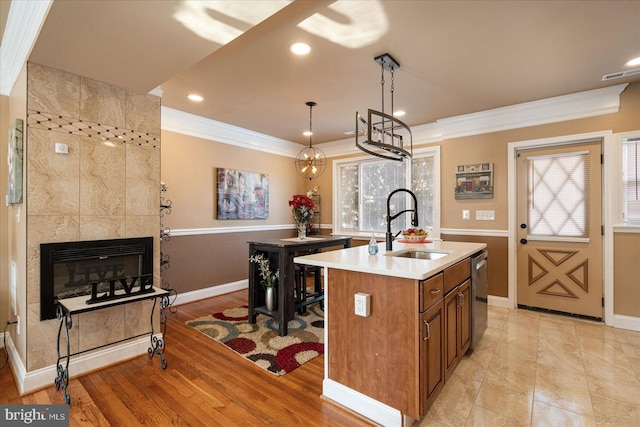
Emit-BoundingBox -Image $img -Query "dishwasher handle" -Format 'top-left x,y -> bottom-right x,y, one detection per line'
475,259 -> 487,270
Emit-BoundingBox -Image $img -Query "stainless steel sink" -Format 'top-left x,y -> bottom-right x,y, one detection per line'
385,249 -> 450,260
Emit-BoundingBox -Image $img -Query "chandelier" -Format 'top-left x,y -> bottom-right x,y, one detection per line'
295,101 -> 326,180
356,53 -> 412,161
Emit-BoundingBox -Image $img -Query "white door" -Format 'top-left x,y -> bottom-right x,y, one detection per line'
516,141 -> 603,319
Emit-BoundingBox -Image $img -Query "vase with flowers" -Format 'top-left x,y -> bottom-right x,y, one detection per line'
249,253 -> 279,311
289,194 -> 315,240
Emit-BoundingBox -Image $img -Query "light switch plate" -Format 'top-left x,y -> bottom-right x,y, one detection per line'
462,210 -> 470,220
476,210 -> 495,220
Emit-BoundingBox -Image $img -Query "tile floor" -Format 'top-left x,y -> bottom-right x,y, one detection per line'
418,306 -> 640,426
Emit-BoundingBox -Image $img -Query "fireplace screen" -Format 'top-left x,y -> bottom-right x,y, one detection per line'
40,237 -> 154,320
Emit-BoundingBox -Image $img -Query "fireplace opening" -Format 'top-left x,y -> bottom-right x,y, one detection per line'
40,237 -> 154,320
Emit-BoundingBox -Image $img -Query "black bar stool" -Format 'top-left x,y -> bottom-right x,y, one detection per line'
294,250 -> 323,314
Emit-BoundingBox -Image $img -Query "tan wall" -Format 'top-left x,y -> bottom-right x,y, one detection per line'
442,234 -> 508,298
3,65 -> 28,362
613,233 -> 640,317
161,130 -> 307,229
23,63 -> 161,371
161,84 -> 638,314
159,130 -> 311,291
0,94 -> 9,328
440,83 -> 640,232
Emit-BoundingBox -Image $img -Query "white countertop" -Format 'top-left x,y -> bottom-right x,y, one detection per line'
294,240 -> 486,281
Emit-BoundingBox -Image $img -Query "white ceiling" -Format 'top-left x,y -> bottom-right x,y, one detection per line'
9,0 -> 640,145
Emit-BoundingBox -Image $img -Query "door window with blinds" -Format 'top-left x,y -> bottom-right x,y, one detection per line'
623,137 -> 640,221
527,151 -> 590,238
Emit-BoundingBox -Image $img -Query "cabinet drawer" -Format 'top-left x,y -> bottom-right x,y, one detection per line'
420,273 -> 444,311
443,258 -> 470,295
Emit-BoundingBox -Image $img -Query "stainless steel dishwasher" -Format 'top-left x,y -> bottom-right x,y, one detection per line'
470,250 -> 488,351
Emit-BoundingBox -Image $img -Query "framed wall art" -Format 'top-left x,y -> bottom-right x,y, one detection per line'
7,118 -> 24,204
455,163 -> 493,199
216,168 -> 269,219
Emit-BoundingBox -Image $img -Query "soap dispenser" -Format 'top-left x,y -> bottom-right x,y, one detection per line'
368,235 -> 379,255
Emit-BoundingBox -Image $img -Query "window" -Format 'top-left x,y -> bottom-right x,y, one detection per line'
623,136 -> 640,221
334,148 -> 440,237
527,151 -> 589,237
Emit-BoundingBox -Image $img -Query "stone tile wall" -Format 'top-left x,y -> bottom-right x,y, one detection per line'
25,62 -> 161,371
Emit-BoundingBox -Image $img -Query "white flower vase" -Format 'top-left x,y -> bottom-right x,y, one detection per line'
265,287 -> 276,311
297,221 -> 307,240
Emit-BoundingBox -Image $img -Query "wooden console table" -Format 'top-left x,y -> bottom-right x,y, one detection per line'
54,287 -> 170,404
247,236 -> 351,336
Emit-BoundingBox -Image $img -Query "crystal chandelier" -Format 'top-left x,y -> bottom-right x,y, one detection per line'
295,101 -> 326,180
356,53 -> 412,161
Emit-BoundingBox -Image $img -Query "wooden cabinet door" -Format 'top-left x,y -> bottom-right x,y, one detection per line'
420,300 -> 445,415
458,279 -> 472,356
444,287 -> 459,381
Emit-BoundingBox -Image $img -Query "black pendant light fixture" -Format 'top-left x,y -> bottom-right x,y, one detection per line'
295,101 -> 326,180
356,53 -> 412,161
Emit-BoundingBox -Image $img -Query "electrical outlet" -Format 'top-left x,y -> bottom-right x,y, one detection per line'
476,210 -> 495,220
355,293 -> 370,317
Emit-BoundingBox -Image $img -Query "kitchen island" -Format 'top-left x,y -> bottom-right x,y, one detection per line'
294,240 -> 486,427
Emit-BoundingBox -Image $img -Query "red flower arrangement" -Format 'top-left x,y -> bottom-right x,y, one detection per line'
289,194 -> 315,224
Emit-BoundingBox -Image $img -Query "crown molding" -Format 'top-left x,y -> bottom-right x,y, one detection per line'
161,106 -> 301,157
436,84 -> 628,139
161,85 -> 628,159
0,0 -> 52,96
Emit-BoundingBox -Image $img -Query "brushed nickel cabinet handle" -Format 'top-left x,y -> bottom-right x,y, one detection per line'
423,320 -> 431,341
430,288 -> 441,295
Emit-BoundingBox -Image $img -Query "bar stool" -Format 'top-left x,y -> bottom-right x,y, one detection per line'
294,251 -> 323,314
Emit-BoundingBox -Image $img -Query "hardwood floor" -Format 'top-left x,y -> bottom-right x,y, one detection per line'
0,291 -> 374,426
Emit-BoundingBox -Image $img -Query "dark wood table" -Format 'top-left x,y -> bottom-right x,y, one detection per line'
247,236 -> 352,336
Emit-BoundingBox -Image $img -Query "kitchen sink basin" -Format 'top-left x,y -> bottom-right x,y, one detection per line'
385,249 -> 450,260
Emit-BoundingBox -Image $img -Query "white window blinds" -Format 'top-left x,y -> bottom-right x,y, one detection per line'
623,138 -> 640,221
527,152 -> 589,237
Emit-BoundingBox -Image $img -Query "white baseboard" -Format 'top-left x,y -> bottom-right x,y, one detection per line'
488,295 -> 511,308
612,314 -> 640,332
7,331 -> 164,396
173,280 -> 248,306
323,378 -> 410,427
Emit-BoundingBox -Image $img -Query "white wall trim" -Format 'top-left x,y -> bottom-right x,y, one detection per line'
488,295 -> 511,309
10,333 -> 163,395
173,280 -> 248,306
437,84 -> 627,139
160,85 -> 628,160
441,228 -> 508,238
161,106 -> 301,158
322,378 -> 406,427
612,224 -> 640,233
168,223 -> 336,237
507,130 -> 615,324
0,0 -> 52,95
612,314 -> 640,333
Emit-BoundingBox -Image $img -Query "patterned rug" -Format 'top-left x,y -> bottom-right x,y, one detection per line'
186,304 -> 324,376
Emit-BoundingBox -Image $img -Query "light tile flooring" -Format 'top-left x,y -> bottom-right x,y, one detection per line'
418,306 -> 640,426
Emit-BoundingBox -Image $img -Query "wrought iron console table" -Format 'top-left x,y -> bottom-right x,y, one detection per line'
54,287 -> 170,404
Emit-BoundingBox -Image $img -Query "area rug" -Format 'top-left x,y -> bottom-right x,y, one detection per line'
186,304 -> 324,376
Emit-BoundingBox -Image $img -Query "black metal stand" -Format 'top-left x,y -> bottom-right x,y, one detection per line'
54,288 -> 170,404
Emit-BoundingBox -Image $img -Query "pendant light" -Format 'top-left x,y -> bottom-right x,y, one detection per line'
356,53 -> 412,161
295,101 -> 326,180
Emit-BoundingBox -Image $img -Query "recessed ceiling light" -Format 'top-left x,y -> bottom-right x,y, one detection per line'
626,57 -> 640,67
291,42 -> 311,55
394,110 -> 406,117
188,94 -> 204,102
